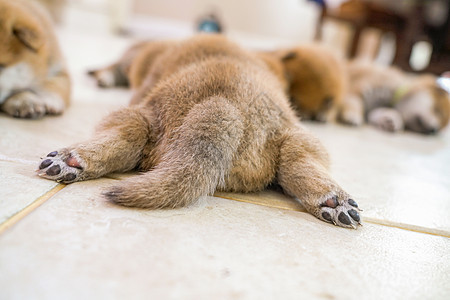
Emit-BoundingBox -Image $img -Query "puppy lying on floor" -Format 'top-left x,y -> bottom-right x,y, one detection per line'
339,60 -> 450,134
0,0 -> 70,118
39,35 -> 361,228
262,45 -> 347,123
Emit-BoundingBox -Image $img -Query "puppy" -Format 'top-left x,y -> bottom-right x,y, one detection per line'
271,45 -> 347,123
38,35 -> 361,228
340,60 -> 450,134
0,0 -> 70,119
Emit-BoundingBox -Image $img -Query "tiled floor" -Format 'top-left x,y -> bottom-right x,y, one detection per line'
1,12 -> 450,300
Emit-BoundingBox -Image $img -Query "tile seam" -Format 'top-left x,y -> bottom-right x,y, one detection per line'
2,186 -> 443,237
0,184 -> 66,235
214,195 -> 450,238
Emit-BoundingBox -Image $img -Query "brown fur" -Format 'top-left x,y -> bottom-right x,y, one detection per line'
340,60 -> 450,134
273,45 -> 347,122
0,0 -> 70,118
88,42 -> 346,124
41,35 -> 361,228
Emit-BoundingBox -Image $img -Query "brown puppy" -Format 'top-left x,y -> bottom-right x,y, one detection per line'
273,45 -> 347,123
340,60 -> 450,134
0,0 -> 70,118
39,35 -> 361,228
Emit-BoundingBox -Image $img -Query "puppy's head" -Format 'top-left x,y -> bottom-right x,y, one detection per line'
0,0 -> 46,71
278,45 -> 346,122
395,75 -> 450,134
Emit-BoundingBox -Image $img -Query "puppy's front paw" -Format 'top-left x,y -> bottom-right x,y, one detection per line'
316,193 -> 362,228
1,91 -> 65,118
37,149 -> 84,183
2,91 -> 46,118
368,108 -> 404,133
340,110 -> 364,127
87,69 -> 116,88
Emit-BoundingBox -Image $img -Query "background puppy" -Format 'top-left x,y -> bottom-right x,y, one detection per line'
0,0 -> 70,119
340,60 -> 450,134
272,45 -> 347,123
39,35 -> 361,228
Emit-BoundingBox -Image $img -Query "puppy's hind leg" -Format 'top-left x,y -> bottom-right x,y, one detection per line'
277,126 -> 361,228
87,41 -> 151,88
87,63 -> 129,88
38,107 -> 153,182
104,97 -> 244,209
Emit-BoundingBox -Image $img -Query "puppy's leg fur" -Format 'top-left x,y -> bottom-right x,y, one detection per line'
41,68 -> 71,113
104,97 -> 244,209
87,41 -> 151,88
38,107 -> 152,182
277,126 -> 361,228
339,94 -> 364,126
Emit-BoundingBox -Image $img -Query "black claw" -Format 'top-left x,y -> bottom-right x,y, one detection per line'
348,209 -> 360,222
46,164 -> 61,176
47,151 -> 58,157
338,212 -> 351,225
322,211 -> 332,222
348,199 -> 358,208
39,159 -> 53,169
63,173 -> 77,182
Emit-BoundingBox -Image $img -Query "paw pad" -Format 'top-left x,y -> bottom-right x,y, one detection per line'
319,195 -> 362,228
37,150 -> 83,183
338,212 -> 351,225
47,151 -> 58,157
348,209 -> 360,222
46,165 -> 61,176
39,159 -> 53,169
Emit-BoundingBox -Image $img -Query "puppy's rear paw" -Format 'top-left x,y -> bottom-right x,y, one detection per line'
317,193 -> 362,228
87,69 -> 116,88
37,149 -> 84,183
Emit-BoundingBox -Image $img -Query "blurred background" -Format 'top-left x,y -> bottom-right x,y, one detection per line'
39,0 -> 450,75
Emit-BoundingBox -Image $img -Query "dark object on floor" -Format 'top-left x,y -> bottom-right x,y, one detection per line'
196,13 -> 223,33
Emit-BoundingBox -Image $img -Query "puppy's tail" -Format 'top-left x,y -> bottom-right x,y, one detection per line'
103,97 -> 243,209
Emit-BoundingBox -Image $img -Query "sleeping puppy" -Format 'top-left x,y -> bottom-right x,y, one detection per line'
39,35 -> 362,228
269,45 -> 347,123
340,60 -> 450,134
0,0 -> 70,118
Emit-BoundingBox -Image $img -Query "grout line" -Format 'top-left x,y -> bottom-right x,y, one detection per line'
215,193 -> 307,212
363,218 -> 450,238
0,184 -> 66,235
214,194 -> 450,238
